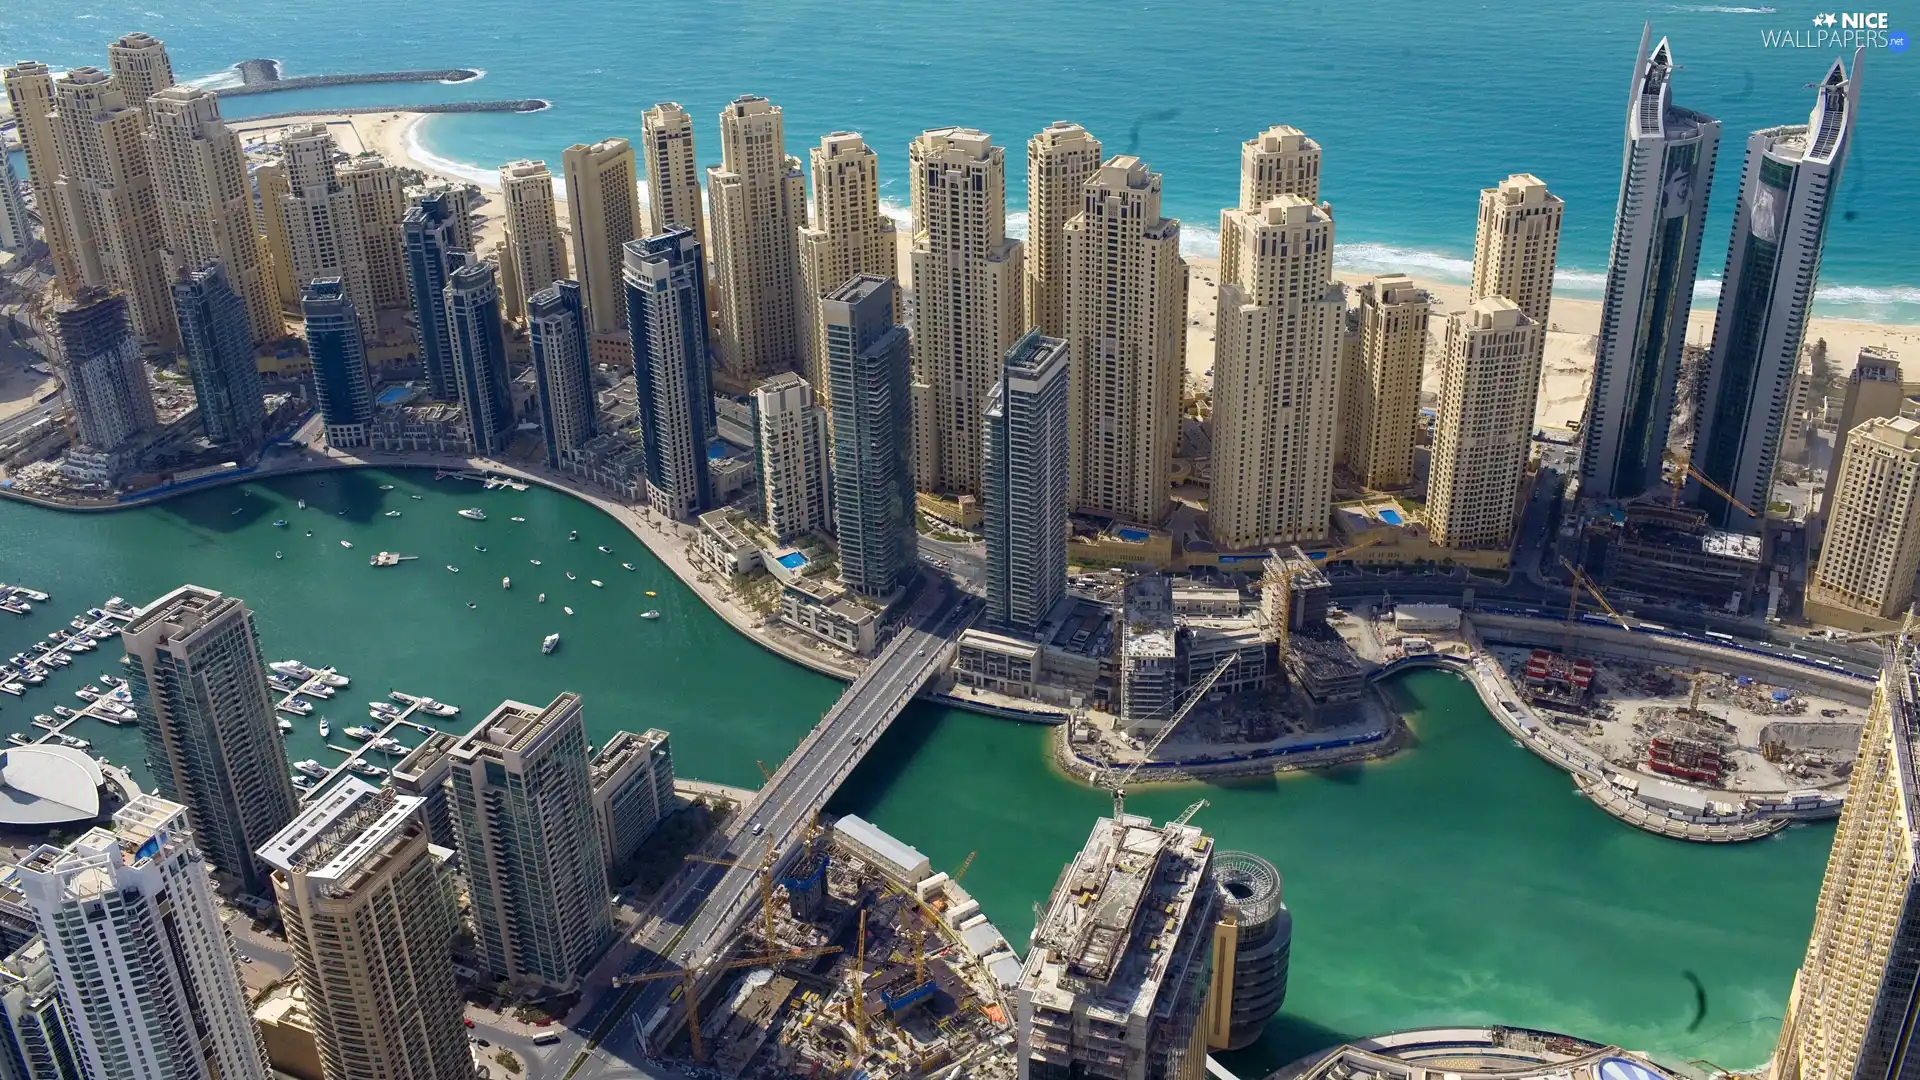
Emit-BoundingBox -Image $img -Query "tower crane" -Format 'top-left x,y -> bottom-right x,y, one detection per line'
615,945 -> 839,1064
1559,557 -> 1635,657
686,848 -> 780,954
1665,451 -> 1759,516
1268,536 -> 1386,649
1100,655 -> 1237,818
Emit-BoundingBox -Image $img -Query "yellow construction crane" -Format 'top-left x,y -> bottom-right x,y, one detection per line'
951,851 -> 976,883
1173,799 -> 1209,827
1665,451 -> 1758,517
615,945 -> 840,1064
847,907 -> 868,1051
1838,610 -> 1920,644
1270,535 -> 1386,649
1560,558 -> 1635,630
686,849 -> 780,953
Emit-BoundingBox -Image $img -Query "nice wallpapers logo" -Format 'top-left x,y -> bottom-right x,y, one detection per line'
1762,11 -> 1909,49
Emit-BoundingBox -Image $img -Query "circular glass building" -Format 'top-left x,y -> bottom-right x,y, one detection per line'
1213,850 -> 1291,1050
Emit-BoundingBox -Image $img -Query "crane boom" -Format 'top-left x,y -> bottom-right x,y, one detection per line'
1103,655 -> 1237,817
615,945 -> 840,1063
1560,558 -> 1635,631
1666,451 -> 1758,516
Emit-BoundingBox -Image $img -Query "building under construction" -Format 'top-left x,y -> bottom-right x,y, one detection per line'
1580,503 -> 1762,612
1522,648 -> 1596,710
1640,711 -> 1733,785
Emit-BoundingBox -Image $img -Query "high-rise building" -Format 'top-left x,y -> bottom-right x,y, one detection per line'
624,228 -> 714,520
407,179 -> 476,252
1017,810 -> 1220,1080
983,330 -> 1070,632
144,86 -> 280,344
260,779 -> 471,1080
402,192 -> 463,399
339,154 -> 410,310
1209,186 -> 1342,549
4,63 -> 84,291
751,371 -> 833,541
1428,297 -> 1542,549
707,95 -> 805,394
499,160 -> 569,323
253,159 -> 299,310
1345,276 -> 1431,491
798,132 -> 896,400
1807,414 -> 1920,625
1817,347 -> 1906,526
1577,30 -> 1720,500
1769,645 -> 1920,1080
389,730 -> 459,851
825,274 -> 916,599
562,139 -> 640,338
121,584 -> 298,896
0,937 -> 83,1080
447,693 -> 613,991
277,125 -> 374,336
1469,173 -> 1563,325
104,32 -> 174,115
16,796 -> 270,1080
171,264 -> 267,452
300,279 -> 373,448
639,103 -> 704,248
907,128 -> 1025,496
0,152 -> 30,253
1064,156 -> 1187,525
1693,53 -> 1863,529
1238,125 -> 1321,207
446,258 -> 514,454
528,280 -> 598,467
587,729 -> 675,874
48,288 -> 157,461
1204,851 -> 1291,1052
52,68 -> 176,347
1025,122 -> 1103,341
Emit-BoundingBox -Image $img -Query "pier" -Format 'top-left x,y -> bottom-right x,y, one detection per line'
221,64 -> 481,95
434,468 -> 529,491
296,693 -> 452,803
369,552 -> 418,567
229,101 -> 548,121
269,665 -> 348,718
5,599 -> 137,757
0,583 -> 50,617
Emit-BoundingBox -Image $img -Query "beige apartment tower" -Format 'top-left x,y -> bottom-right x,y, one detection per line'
1239,125 -> 1321,208
562,138 -> 640,337
3,63 -> 84,293
1346,276 -> 1431,490
339,154 -> 410,310
1428,297 -> 1541,549
1769,647 -> 1920,1080
500,159 -> 569,322
1816,347 -> 1906,526
261,780 -> 473,1080
640,103 -> 704,248
276,124 -> 374,336
1209,191 -> 1342,549
1470,173 -> 1563,324
707,95 -> 805,394
908,128 -> 1025,496
1807,414 -> 1920,626
105,32 -> 175,115
52,67 -> 178,348
145,85 -> 280,344
798,132 -> 896,399
1025,122 -> 1102,340
1064,156 -> 1187,525
254,159 -> 299,310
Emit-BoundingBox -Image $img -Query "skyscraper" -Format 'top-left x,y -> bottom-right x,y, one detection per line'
588,729 -> 675,875
707,95 -> 805,394
1064,156 -> 1187,525
448,693 -> 613,991
48,288 -> 157,462
145,86 -> 280,344
1209,187 -> 1342,550
300,279 -> 374,448
1025,122 -> 1103,341
121,584 -> 298,896
639,103 -> 704,248
496,160 -> 567,323
798,132 -> 896,400
1346,276 -> 1431,492
984,330 -> 1070,632
528,280 -> 597,467
1817,347 -> 1906,527
339,153 -> 410,310
402,192 -> 462,399
277,125 -> 374,336
1238,125 -> 1321,207
0,937 -> 82,1080
1807,414 -> 1920,626
1469,173 -> 1563,324
907,128 -> 1025,496
1769,644 -> 1920,1080
624,229 -> 714,519
1428,297 -> 1542,549
446,258 -> 514,454
1578,29 -> 1720,500
253,159 -> 298,310
561,138 -> 640,337
1693,52 -> 1863,528
52,68 -> 176,347
171,264 -> 267,452
751,371 -> 833,542
260,780 -> 472,1080
3,63 -> 83,292
825,274 -> 915,599
0,152 -> 30,254
104,32 -> 174,115
16,797 -> 269,1080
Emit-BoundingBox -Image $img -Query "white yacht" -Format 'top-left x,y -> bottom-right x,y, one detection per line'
320,670 -> 350,687
590,580 -> 603,588
641,610 -> 662,620
270,660 -> 313,677
379,484 -> 395,490
503,577 -> 512,590
538,593 -> 547,603
340,540 -> 353,549
447,565 -> 460,574
565,572 -> 576,581
511,516 -> 527,522
277,698 -> 314,716
278,717 -> 293,733
458,507 -> 487,521
622,562 -> 636,571
542,633 -> 560,654
317,717 -> 331,737
598,545 -> 613,554
344,725 -> 378,741
385,510 -> 403,517
294,759 -> 328,778
564,606 -> 574,616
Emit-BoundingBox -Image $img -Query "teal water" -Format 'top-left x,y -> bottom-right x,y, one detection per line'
4,0 -> 1917,320
0,471 -> 1829,1075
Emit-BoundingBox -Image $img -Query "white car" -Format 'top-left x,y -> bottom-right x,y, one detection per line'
751,821 -> 765,836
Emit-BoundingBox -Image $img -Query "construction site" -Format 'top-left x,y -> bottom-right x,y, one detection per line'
622,816 -> 1019,1080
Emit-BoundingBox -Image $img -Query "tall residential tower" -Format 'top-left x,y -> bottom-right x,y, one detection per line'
984,330 -> 1071,632
707,96 -> 805,394
1025,123 -> 1102,341
171,264 -> 267,453
798,132 -> 896,399
640,103 -> 704,249
446,258 -> 515,454
1345,276 -> 1431,491
562,138 -> 640,337
499,160 -> 569,322
751,371 -> 833,542
528,280 -> 598,467
300,279 -> 373,448
825,275 -> 916,600
625,228 -> 715,520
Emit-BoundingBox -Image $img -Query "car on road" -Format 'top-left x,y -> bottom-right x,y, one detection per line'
751,820 -> 764,835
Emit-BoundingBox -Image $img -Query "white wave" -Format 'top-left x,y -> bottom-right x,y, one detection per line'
1333,241 -> 1475,282
1815,283 -> 1920,306
142,10 -> 165,18
403,118 -> 501,190
445,68 -> 484,85
184,68 -> 243,90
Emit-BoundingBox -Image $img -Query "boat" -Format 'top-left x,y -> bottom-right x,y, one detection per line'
277,698 -> 314,716
415,698 -> 459,717
542,633 -> 560,655
385,510 -> 403,517
317,717 -> 331,737
369,737 -> 406,754
530,559 -> 542,566
100,674 -> 125,688
566,572 -> 576,581
641,610 -> 662,620
278,717 -> 293,733
272,519 -> 288,528
269,674 -> 300,691
304,684 -> 335,699
320,670 -> 349,687
511,516 -> 527,523
374,698 -> 405,713
292,774 -> 316,789
411,494 -> 423,500
306,531 -> 313,537
623,563 -> 636,571
378,484 -> 395,491
340,540 -> 353,549
466,602 -> 477,610
52,706 -> 72,719
32,714 -> 54,726
275,552 -> 283,560
475,545 -> 487,553
502,577 -> 512,589
458,507 -> 487,521
6,734 -> 30,747
55,734 -> 89,750
271,660 -> 312,677
598,545 -> 613,554
538,592 -> 546,603
348,759 -> 387,777
591,580 -> 604,588
297,499 -> 306,509
294,759 -> 328,778
645,591 -> 657,597
344,726 -> 377,741
76,686 -> 100,701
563,606 -> 574,616
447,565 -> 460,574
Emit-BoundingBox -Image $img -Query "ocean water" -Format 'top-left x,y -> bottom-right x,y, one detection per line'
4,0 -> 1917,320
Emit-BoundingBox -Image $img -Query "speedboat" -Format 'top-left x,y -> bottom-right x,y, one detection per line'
645,591 -> 657,597
530,559 -> 542,566
272,519 -> 288,528
565,572 -> 576,581
538,593 -> 546,603
511,516 -> 526,523
458,507 -> 487,521
294,759 -> 328,778
641,610 -> 662,620
317,717 -> 331,737
76,686 -> 100,701
340,540 -> 353,549
348,760 -> 387,778
475,545 -> 487,553
542,633 -> 560,654
306,531 -> 313,537
278,717 -> 293,733
304,684 -> 335,699
297,499 -> 306,509
373,699 -> 403,714
292,774 -> 316,789
447,565 -> 460,574
598,545 -> 613,554
7,734 -> 30,747
344,726 -> 377,741
320,671 -> 349,687
591,580 -> 603,588
564,606 -> 574,616
52,706 -> 72,719
622,563 -> 636,571
275,552 -> 283,560
414,698 -> 459,717
369,737 -> 406,754
55,734 -> 88,750
466,602 -> 477,610
385,510 -> 403,517
569,530 -> 579,541
100,674 -> 125,688
502,577 -> 511,589
378,484 -> 395,491
277,698 -> 314,716
411,494 -> 423,500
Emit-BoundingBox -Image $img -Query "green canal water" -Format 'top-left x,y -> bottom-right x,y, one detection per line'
0,468 -> 1830,1076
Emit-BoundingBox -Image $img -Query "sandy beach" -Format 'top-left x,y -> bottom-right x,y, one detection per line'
256,109 -> 1920,430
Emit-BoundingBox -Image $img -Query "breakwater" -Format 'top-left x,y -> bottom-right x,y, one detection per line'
222,64 -> 482,95
233,101 -> 547,121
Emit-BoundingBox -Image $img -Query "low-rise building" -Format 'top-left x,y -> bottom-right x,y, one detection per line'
955,628 -> 1041,698
695,507 -> 765,578
589,728 -> 675,873
251,989 -> 322,1080
779,575 -> 882,657
1581,503 -> 1762,613
365,402 -> 469,454
1283,626 -> 1368,705
1171,585 -> 1242,617
832,814 -> 932,886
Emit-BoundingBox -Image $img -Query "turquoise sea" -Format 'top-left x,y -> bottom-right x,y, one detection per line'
4,0 -> 1917,320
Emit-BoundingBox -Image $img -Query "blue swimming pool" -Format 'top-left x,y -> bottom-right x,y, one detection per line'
776,551 -> 809,570
1377,508 -> 1404,525
1115,527 -> 1150,543
376,386 -> 414,405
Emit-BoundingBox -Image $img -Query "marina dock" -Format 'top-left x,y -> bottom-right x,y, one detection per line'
434,468 -> 529,491
0,583 -> 51,616
298,693 -> 450,803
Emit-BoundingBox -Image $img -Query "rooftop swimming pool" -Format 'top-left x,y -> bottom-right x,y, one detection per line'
776,551 -> 809,570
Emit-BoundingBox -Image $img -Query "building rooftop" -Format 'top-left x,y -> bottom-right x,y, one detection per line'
0,745 -> 105,827
835,814 -> 930,881
19,795 -> 187,902
453,693 -> 581,761
1699,530 -> 1763,561
122,583 -> 236,642
589,728 -> 668,790
391,730 -> 458,787
257,779 -> 422,897
957,627 -> 1039,660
